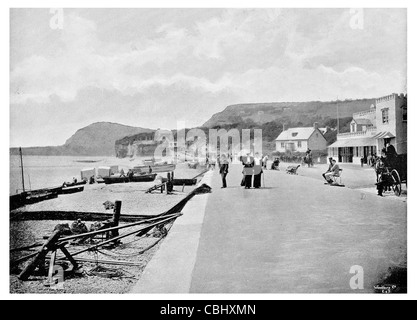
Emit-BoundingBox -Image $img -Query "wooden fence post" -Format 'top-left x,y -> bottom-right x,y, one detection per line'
111,200 -> 122,238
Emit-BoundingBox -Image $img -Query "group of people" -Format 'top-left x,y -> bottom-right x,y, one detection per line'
218,152 -> 266,189
361,154 -> 378,167
218,141 -> 400,195
240,153 -> 264,189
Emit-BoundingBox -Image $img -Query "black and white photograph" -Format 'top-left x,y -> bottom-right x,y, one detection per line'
2,1 -> 415,302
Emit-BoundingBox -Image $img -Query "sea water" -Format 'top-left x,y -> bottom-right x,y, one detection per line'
9,155 -> 149,195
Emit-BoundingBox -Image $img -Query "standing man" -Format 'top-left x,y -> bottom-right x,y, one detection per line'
219,154 -> 229,189
385,140 -> 398,169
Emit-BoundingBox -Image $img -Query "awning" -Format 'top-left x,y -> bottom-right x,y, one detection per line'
373,131 -> 395,139
328,137 -> 377,148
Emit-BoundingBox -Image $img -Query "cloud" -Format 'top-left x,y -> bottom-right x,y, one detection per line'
10,8 -> 407,146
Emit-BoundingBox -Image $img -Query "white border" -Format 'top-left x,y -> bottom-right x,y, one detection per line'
1,0 -> 415,301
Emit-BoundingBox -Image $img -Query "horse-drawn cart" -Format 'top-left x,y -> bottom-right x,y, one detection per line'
376,154 -> 407,197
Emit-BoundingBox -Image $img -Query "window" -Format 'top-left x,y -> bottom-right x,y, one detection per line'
292,132 -> 298,137
281,143 -> 285,148
382,108 -> 389,124
298,141 -> 302,148
403,107 -> 407,122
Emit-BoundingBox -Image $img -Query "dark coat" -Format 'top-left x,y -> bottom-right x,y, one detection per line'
241,156 -> 254,167
220,163 -> 229,174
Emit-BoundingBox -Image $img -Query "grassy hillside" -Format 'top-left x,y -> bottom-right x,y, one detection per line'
203,99 -> 375,129
10,122 -> 152,156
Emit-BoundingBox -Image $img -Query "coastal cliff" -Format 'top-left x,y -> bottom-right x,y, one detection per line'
10,122 -> 152,157
115,132 -> 158,158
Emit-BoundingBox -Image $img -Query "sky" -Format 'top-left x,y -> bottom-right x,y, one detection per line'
10,8 -> 407,147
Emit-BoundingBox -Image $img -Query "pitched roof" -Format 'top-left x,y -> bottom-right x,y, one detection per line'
276,127 -> 317,141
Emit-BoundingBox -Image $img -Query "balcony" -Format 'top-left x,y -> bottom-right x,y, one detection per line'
337,128 -> 377,139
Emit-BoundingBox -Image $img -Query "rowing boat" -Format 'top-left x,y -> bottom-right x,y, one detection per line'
133,159 -> 176,174
161,178 -> 197,186
103,173 -> 157,184
61,186 -> 85,194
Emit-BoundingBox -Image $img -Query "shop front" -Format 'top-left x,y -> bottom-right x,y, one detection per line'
328,137 -> 377,164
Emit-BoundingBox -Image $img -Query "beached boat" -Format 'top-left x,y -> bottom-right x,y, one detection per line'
161,178 -> 197,186
133,164 -> 176,174
10,148 -> 62,210
62,180 -> 87,187
25,193 -> 58,205
61,185 -> 84,194
103,173 -> 157,184
10,193 -> 25,210
24,186 -> 61,204
75,160 -> 102,163
10,186 -> 63,209
133,159 -> 176,174
10,188 -> 61,209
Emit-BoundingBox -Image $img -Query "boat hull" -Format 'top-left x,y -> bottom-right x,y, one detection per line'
62,181 -> 87,187
133,164 -> 176,174
25,191 -> 59,204
161,178 -> 197,186
61,186 -> 85,194
103,174 -> 157,184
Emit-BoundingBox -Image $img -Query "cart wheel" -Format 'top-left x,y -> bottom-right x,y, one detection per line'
391,169 -> 402,197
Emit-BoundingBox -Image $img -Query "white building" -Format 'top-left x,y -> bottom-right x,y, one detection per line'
275,123 -> 328,153
328,93 -> 407,164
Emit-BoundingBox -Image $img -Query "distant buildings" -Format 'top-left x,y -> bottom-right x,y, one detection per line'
115,129 -> 175,158
275,123 -> 328,153
328,93 -> 407,164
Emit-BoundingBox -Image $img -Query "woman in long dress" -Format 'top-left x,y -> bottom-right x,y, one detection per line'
241,153 -> 254,189
253,153 -> 263,188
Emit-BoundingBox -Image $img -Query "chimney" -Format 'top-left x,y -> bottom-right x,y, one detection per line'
314,122 -> 319,130
282,124 -> 287,132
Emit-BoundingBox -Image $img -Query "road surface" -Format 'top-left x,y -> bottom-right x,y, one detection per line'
132,164 -> 407,293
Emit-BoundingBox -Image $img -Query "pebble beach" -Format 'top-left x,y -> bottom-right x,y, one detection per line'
10,162 -> 208,294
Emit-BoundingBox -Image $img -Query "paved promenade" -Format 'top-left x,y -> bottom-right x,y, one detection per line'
132,164 -> 407,294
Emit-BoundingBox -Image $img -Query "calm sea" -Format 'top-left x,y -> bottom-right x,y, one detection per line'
9,155 -> 149,195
